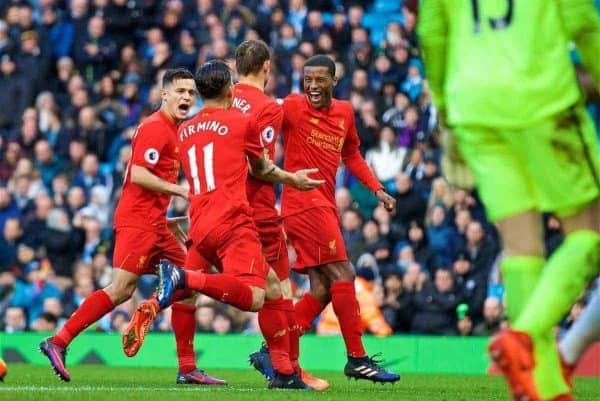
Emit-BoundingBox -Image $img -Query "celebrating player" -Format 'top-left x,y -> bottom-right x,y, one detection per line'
155,60 -> 321,389
232,40 -> 329,390
419,1 -> 600,400
39,69 -> 225,385
276,54 -> 400,383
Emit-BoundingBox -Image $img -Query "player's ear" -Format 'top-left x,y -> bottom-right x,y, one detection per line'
160,88 -> 168,103
331,75 -> 338,87
263,59 -> 270,74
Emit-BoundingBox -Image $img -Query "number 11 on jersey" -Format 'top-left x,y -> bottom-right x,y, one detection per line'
187,143 -> 216,195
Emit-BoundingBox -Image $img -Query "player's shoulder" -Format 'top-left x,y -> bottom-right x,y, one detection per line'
283,93 -> 304,107
135,112 -> 167,136
332,98 -> 353,114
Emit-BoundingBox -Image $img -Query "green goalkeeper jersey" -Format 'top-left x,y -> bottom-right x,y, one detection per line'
418,0 -> 600,129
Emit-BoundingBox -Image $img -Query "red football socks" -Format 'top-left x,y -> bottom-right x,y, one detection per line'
171,303 -> 197,374
52,289 -> 115,348
258,297 -> 294,375
283,299 -> 301,372
294,292 -> 325,334
331,281 -> 366,358
184,271 -> 253,311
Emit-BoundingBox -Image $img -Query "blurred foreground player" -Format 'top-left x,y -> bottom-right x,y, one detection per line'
278,55 -> 400,383
156,60 -> 320,389
39,69 -> 225,385
419,1 -> 600,400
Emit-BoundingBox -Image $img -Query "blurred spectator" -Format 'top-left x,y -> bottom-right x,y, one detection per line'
411,268 -> 460,335
73,16 -> 117,83
0,54 -> 33,131
3,306 -> 27,332
392,173 -> 426,229
366,126 -> 406,185
10,259 -> 61,324
0,217 -> 23,271
452,252 -> 488,324
31,311 -> 58,332
23,192 -> 53,249
44,207 -> 84,278
426,204 -> 453,269
33,139 -> 66,189
341,209 -> 365,263
472,297 -> 504,336
71,153 -> 112,199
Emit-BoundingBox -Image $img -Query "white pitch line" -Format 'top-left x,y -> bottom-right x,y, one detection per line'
0,386 -> 268,392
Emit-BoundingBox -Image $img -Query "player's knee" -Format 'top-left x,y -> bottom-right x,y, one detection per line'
249,287 -> 265,311
279,278 -> 293,299
310,285 -> 330,305
249,297 -> 264,312
265,269 -> 282,300
324,261 -> 354,282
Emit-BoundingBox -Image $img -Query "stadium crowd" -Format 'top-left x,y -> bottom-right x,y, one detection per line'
0,0 -> 598,338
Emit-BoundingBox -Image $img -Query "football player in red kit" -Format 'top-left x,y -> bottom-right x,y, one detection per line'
39,69 -> 225,385
281,55 -> 400,383
232,40 -> 329,390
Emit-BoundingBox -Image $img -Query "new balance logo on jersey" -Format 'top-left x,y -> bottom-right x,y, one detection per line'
310,117 -> 320,125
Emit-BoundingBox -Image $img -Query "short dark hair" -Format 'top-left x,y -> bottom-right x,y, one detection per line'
304,55 -> 336,77
235,39 -> 271,76
162,68 -> 194,88
195,60 -> 232,99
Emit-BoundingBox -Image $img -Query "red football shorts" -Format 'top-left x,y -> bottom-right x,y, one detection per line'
189,213 -> 268,289
113,226 -> 186,275
283,206 -> 348,273
255,219 -> 290,281
184,243 -> 212,273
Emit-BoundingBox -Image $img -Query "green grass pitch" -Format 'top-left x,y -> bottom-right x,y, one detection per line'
1,364 -> 599,401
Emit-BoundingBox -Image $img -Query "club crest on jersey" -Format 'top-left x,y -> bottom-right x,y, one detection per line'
144,148 -> 160,164
261,126 -> 275,145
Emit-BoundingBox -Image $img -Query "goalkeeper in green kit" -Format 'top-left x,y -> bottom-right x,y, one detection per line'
419,1 -> 600,401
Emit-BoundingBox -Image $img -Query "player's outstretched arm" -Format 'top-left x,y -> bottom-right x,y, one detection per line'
558,0 -> 600,88
130,164 -> 188,199
249,154 -> 325,191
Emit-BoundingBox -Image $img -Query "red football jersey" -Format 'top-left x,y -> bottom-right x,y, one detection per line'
177,107 -> 263,243
232,83 -> 283,222
281,94 -> 382,217
114,110 -> 180,230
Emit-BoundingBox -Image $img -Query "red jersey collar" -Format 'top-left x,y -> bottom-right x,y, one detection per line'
236,82 -> 264,94
198,106 -> 225,115
157,108 -> 179,130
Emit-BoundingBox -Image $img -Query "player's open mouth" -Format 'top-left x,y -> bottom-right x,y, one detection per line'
308,92 -> 322,103
178,104 -> 190,113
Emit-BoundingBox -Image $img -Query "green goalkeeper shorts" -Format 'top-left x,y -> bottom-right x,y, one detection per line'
454,105 -> 600,222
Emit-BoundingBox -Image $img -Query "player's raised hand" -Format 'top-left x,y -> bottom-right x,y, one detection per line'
167,216 -> 188,245
293,168 -> 325,191
376,189 -> 396,212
